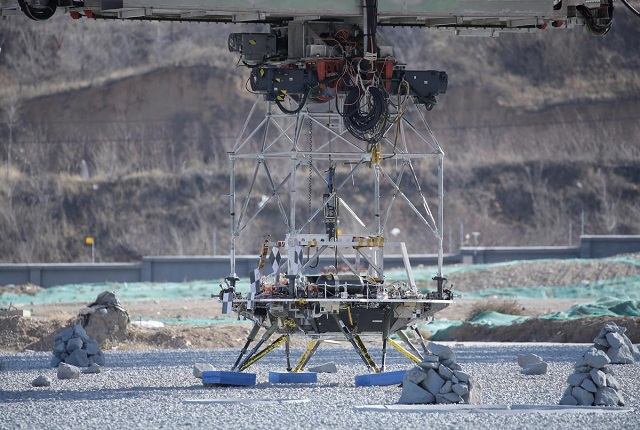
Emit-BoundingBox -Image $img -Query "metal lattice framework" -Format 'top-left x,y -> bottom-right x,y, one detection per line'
228,95 -> 446,294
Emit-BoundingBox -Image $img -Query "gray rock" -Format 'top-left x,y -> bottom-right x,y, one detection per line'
462,375 -> 482,404
437,364 -> 454,381
82,363 -> 102,374
50,355 -> 61,368
53,340 -> 66,355
601,364 -> 616,375
65,349 -> 90,368
74,324 -> 90,342
440,380 -> 452,394
436,392 -> 462,404
91,351 -> 106,366
192,362 -> 216,379
421,354 -> 440,363
590,368 -> 606,387
57,363 -> 80,380
421,368 -> 445,395
86,339 -> 101,356
593,335 -> 610,348
567,372 -> 589,387
58,327 -> 74,343
441,359 -> 461,370
307,362 -> 337,373
572,386 -> 594,406
573,365 -> 592,373
602,321 -> 621,334
605,332 -> 625,348
517,353 -> 543,368
522,362 -> 547,375
416,361 -> 439,370
427,342 -> 455,361
32,375 -> 52,387
581,378 -> 598,393
453,370 -> 469,383
583,348 -> 610,369
559,394 -> 578,405
606,374 -> 620,390
93,290 -> 121,306
607,345 -> 635,364
65,337 -> 83,352
404,367 -> 428,385
594,387 -> 621,406
452,383 -> 469,397
397,380 -> 435,404
593,343 -> 607,352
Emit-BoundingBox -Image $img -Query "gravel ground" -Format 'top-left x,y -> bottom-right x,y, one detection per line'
1,343 -> 638,429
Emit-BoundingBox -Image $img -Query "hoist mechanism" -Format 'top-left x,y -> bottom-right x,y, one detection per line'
230,20 -> 448,142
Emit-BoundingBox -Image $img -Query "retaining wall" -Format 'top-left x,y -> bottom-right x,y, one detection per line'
1,235 -> 639,288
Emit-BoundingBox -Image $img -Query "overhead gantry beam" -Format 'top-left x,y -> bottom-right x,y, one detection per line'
4,0 -> 615,35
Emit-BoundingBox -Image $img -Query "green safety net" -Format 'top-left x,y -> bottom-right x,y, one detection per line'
3,254 -> 640,326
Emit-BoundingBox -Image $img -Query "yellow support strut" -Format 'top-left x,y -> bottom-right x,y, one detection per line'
353,334 -> 380,373
239,335 -> 287,371
292,339 -> 322,373
388,338 -> 422,364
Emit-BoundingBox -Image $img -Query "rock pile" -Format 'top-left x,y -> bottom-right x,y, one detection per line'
593,321 -> 639,364
559,347 -> 625,406
517,353 -> 548,375
397,342 -> 480,405
51,323 -> 105,368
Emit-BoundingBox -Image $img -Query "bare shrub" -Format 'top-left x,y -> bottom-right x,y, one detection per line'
466,299 -> 525,320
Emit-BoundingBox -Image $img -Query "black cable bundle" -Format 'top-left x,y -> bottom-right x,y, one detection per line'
576,3 -> 613,36
343,86 -> 388,142
17,0 -> 57,20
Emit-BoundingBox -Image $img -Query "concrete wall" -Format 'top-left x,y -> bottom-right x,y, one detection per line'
460,235 -> 640,264
459,246 -> 580,265
1,235 -> 640,288
579,235 -> 640,259
0,254 -> 460,288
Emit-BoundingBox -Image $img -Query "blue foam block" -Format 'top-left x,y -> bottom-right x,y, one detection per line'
354,370 -> 406,387
202,371 -> 256,386
269,371 -> 318,384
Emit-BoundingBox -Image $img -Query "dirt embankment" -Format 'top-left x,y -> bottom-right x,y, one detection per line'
2,255 -> 640,352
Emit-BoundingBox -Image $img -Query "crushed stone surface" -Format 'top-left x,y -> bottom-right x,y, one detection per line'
1,344 -> 639,429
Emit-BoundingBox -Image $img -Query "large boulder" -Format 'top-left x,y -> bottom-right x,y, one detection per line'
79,291 -> 130,345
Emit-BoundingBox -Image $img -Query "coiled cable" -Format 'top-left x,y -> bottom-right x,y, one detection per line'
343,86 -> 389,142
